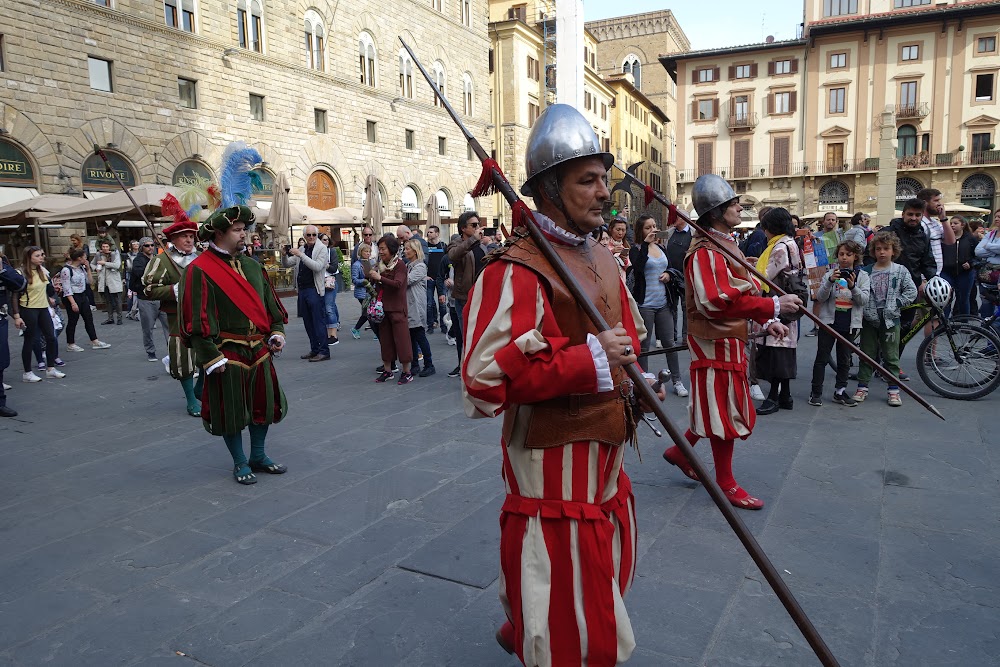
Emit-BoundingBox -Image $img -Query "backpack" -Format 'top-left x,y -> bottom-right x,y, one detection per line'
775,239 -> 809,322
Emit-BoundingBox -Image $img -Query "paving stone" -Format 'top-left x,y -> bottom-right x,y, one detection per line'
112,494 -> 229,540
0,581 -> 101,651
173,588 -> 328,666
405,439 -> 501,475
9,584 -> 223,667
626,579 -> 731,661
272,467 -> 447,545
160,530 -> 325,607
189,489 -> 321,541
882,484 -> 1000,535
767,476 -> 883,537
873,594 -> 1000,666
637,525 -> 755,594
73,529 -> 231,596
332,441 -> 424,475
397,495 -> 504,589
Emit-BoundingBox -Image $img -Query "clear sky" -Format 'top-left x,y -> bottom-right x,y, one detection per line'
584,0 -> 806,51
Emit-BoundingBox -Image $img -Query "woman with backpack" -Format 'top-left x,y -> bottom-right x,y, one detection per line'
754,208 -> 803,415
60,248 -> 112,353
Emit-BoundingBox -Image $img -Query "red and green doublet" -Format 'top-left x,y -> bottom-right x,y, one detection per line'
179,249 -> 288,436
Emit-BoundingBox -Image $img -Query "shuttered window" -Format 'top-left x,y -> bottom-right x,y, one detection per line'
773,136 -> 790,176
697,142 -> 713,176
733,140 -> 750,178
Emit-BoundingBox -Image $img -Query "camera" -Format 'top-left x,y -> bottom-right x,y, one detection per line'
283,244 -> 292,254
839,267 -> 854,277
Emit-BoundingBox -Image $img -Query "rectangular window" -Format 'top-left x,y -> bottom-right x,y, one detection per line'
249,93 -> 264,121
601,103 -> 607,120
823,0 -> 857,16
900,81 -> 917,106
830,52 -> 846,68
165,0 -> 194,31
0,35 -> 5,72
405,129 -> 414,150
975,73 -> 995,101
895,0 -> 930,6
697,68 -> 714,83
902,45 -> 919,61
829,87 -> 845,114
314,108 -> 327,133
735,64 -> 751,79
972,132 -> 991,153
467,144 -> 474,161
507,4 -> 526,20
178,77 -> 197,108
527,56 -> 540,81
979,36 -> 997,54
696,142 -> 713,177
733,94 -> 749,120
489,49 -> 494,74
431,0 -> 441,10
462,0 -> 471,27
88,57 -> 112,92
733,139 -> 749,178
438,136 -> 446,155
826,143 -> 845,171
775,60 -> 791,74
367,120 -> 377,143
697,99 -> 716,120
774,91 -> 791,113
528,102 -> 540,127
773,136 -> 790,176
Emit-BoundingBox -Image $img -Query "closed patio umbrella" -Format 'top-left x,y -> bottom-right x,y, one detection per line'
424,194 -> 441,230
362,174 -> 383,231
271,172 -> 290,247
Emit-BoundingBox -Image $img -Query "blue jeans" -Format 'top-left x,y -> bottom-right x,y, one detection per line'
454,298 -> 467,360
322,288 -> 340,329
941,267 -> 975,318
426,277 -> 446,330
298,287 -> 328,356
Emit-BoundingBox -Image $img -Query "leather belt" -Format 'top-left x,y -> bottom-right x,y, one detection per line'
219,331 -> 265,342
537,389 -> 621,416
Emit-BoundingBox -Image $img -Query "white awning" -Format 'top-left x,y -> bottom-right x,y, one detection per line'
0,187 -> 39,207
84,191 -> 114,200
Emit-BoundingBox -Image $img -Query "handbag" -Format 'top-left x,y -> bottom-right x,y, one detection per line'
775,240 -> 809,322
366,288 -> 385,323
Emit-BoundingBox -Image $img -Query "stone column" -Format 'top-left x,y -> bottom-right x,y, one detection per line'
555,0 -> 584,108
877,110 -> 897,224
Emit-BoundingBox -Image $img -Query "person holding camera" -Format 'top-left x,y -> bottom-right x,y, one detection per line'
445,211 -> 486,378
809,240 -> 869,407
281,224 -> 330,362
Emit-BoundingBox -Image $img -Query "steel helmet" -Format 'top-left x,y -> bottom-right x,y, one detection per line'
520,104 -> 614,197
924,275 -> 953,308
692,174 -> 737,217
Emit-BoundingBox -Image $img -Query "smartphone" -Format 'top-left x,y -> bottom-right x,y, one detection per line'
655,230 -> 672,239
283,244 -> 292,253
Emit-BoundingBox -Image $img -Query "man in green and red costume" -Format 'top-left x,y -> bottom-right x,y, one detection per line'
179,205 -> 289,484
143,194 -> 203,416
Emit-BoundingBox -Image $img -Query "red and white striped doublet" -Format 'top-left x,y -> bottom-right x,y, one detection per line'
685,239 -> 774,441
463,246 -> 643,667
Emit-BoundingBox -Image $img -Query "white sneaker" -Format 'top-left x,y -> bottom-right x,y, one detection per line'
750,384 -> 765,401
22,372 -> 42,383
162,355 -> 170,372
446,335 -> 456,346
45,368 -> 66,379
91,341 -> 111,349
673,381 -> 689,398
66,344 -> 85,352
2,383 -> 11,391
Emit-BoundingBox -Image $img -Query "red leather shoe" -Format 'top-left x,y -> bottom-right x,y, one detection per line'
663,447 -> 700,482
724,485 -> 764,510
495,621 -> 514,655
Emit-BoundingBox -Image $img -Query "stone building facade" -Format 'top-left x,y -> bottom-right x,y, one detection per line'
0,0 -> 494,251
661,0 -> 1000,222
587,10 -> 691,201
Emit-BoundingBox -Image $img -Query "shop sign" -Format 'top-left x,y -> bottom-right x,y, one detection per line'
81,152 -> 137,190
0,140 -> 35,186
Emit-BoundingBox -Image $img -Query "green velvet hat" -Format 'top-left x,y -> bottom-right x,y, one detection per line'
197,205 -> 256,241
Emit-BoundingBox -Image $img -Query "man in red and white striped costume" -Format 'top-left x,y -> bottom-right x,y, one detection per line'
661,175 -> 801,510
462,104 -> 662,666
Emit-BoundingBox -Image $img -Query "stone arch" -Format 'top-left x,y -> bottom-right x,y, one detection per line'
159,131 -> 221,184
295,134 -> 353,205
351,12 -> 384,47
254,142 -> 289,176
895,176 -> 924,202
0,102 -> 55,186
819,179 -> 851,204
62,118 -> 153,184
305,166 -> 342,209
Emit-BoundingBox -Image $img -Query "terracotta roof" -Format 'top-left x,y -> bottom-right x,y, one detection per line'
808,0 -> 1000,32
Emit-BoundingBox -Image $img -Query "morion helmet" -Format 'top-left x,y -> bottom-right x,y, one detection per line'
520,104 -> 614,197
692,174 -> 738,217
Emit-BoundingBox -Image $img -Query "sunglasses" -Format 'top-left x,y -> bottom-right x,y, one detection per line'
142,243 -> 154,247
469,222 -> 481,228
305,233 -> 317,237
363,233 -> 374,236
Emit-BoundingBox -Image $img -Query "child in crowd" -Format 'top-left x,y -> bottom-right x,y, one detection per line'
809,240 -> 869,407
852,231 -> 917,407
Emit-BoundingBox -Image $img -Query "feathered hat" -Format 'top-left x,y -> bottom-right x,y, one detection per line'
197,206 -> 256,242
160,193 -> 200,238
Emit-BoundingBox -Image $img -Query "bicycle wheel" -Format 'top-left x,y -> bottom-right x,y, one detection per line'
916,323 -> 1000,400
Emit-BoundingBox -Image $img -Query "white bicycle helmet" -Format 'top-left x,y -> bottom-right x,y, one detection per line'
925,275 -> 953,308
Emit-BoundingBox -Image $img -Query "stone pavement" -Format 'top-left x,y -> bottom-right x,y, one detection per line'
1,295 -> 998,666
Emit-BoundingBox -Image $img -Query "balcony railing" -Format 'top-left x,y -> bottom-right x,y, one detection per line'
726,113 -> 759,131
675,151 -> 1000,183
893,102 -> 930,120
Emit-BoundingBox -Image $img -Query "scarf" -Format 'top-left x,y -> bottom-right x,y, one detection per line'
755,234 -> 783,293
378,256 -> 399,273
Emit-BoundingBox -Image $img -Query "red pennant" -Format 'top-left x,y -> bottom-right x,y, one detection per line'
471,158 -> 500,198
643,185 -> 656,207
667,204 -> 678,227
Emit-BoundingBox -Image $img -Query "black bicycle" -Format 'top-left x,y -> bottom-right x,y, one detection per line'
899,293 -> 1000,400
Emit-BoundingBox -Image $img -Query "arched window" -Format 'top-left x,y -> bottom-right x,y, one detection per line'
432,61 -> 445,107
896,124 -> 917,158
961,173 -> 996,210
401,184 -> 421,218
896,176 -> 923,202
304,10 -> 325,71
818,180 -> 849,205
463,192 -> 476,213
399,49 -> 414,99
461,0 -> 471,26
237,0 -> 263,52
435,189 -> 451,215
462,73 -> 474,116
164,0 -> 195,32
431,0 -> 442,11
622,54 -> 641,90
358,32 -> 377,87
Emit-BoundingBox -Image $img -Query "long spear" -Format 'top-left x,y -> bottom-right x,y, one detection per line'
613,163 -> 943,420
400,37 -> 841,667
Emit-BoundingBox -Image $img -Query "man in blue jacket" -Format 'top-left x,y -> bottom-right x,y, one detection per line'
0,252 -> 27,417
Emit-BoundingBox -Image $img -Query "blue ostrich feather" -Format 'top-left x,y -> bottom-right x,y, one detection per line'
185,203 -> 202,221
219,141 -> 262,208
